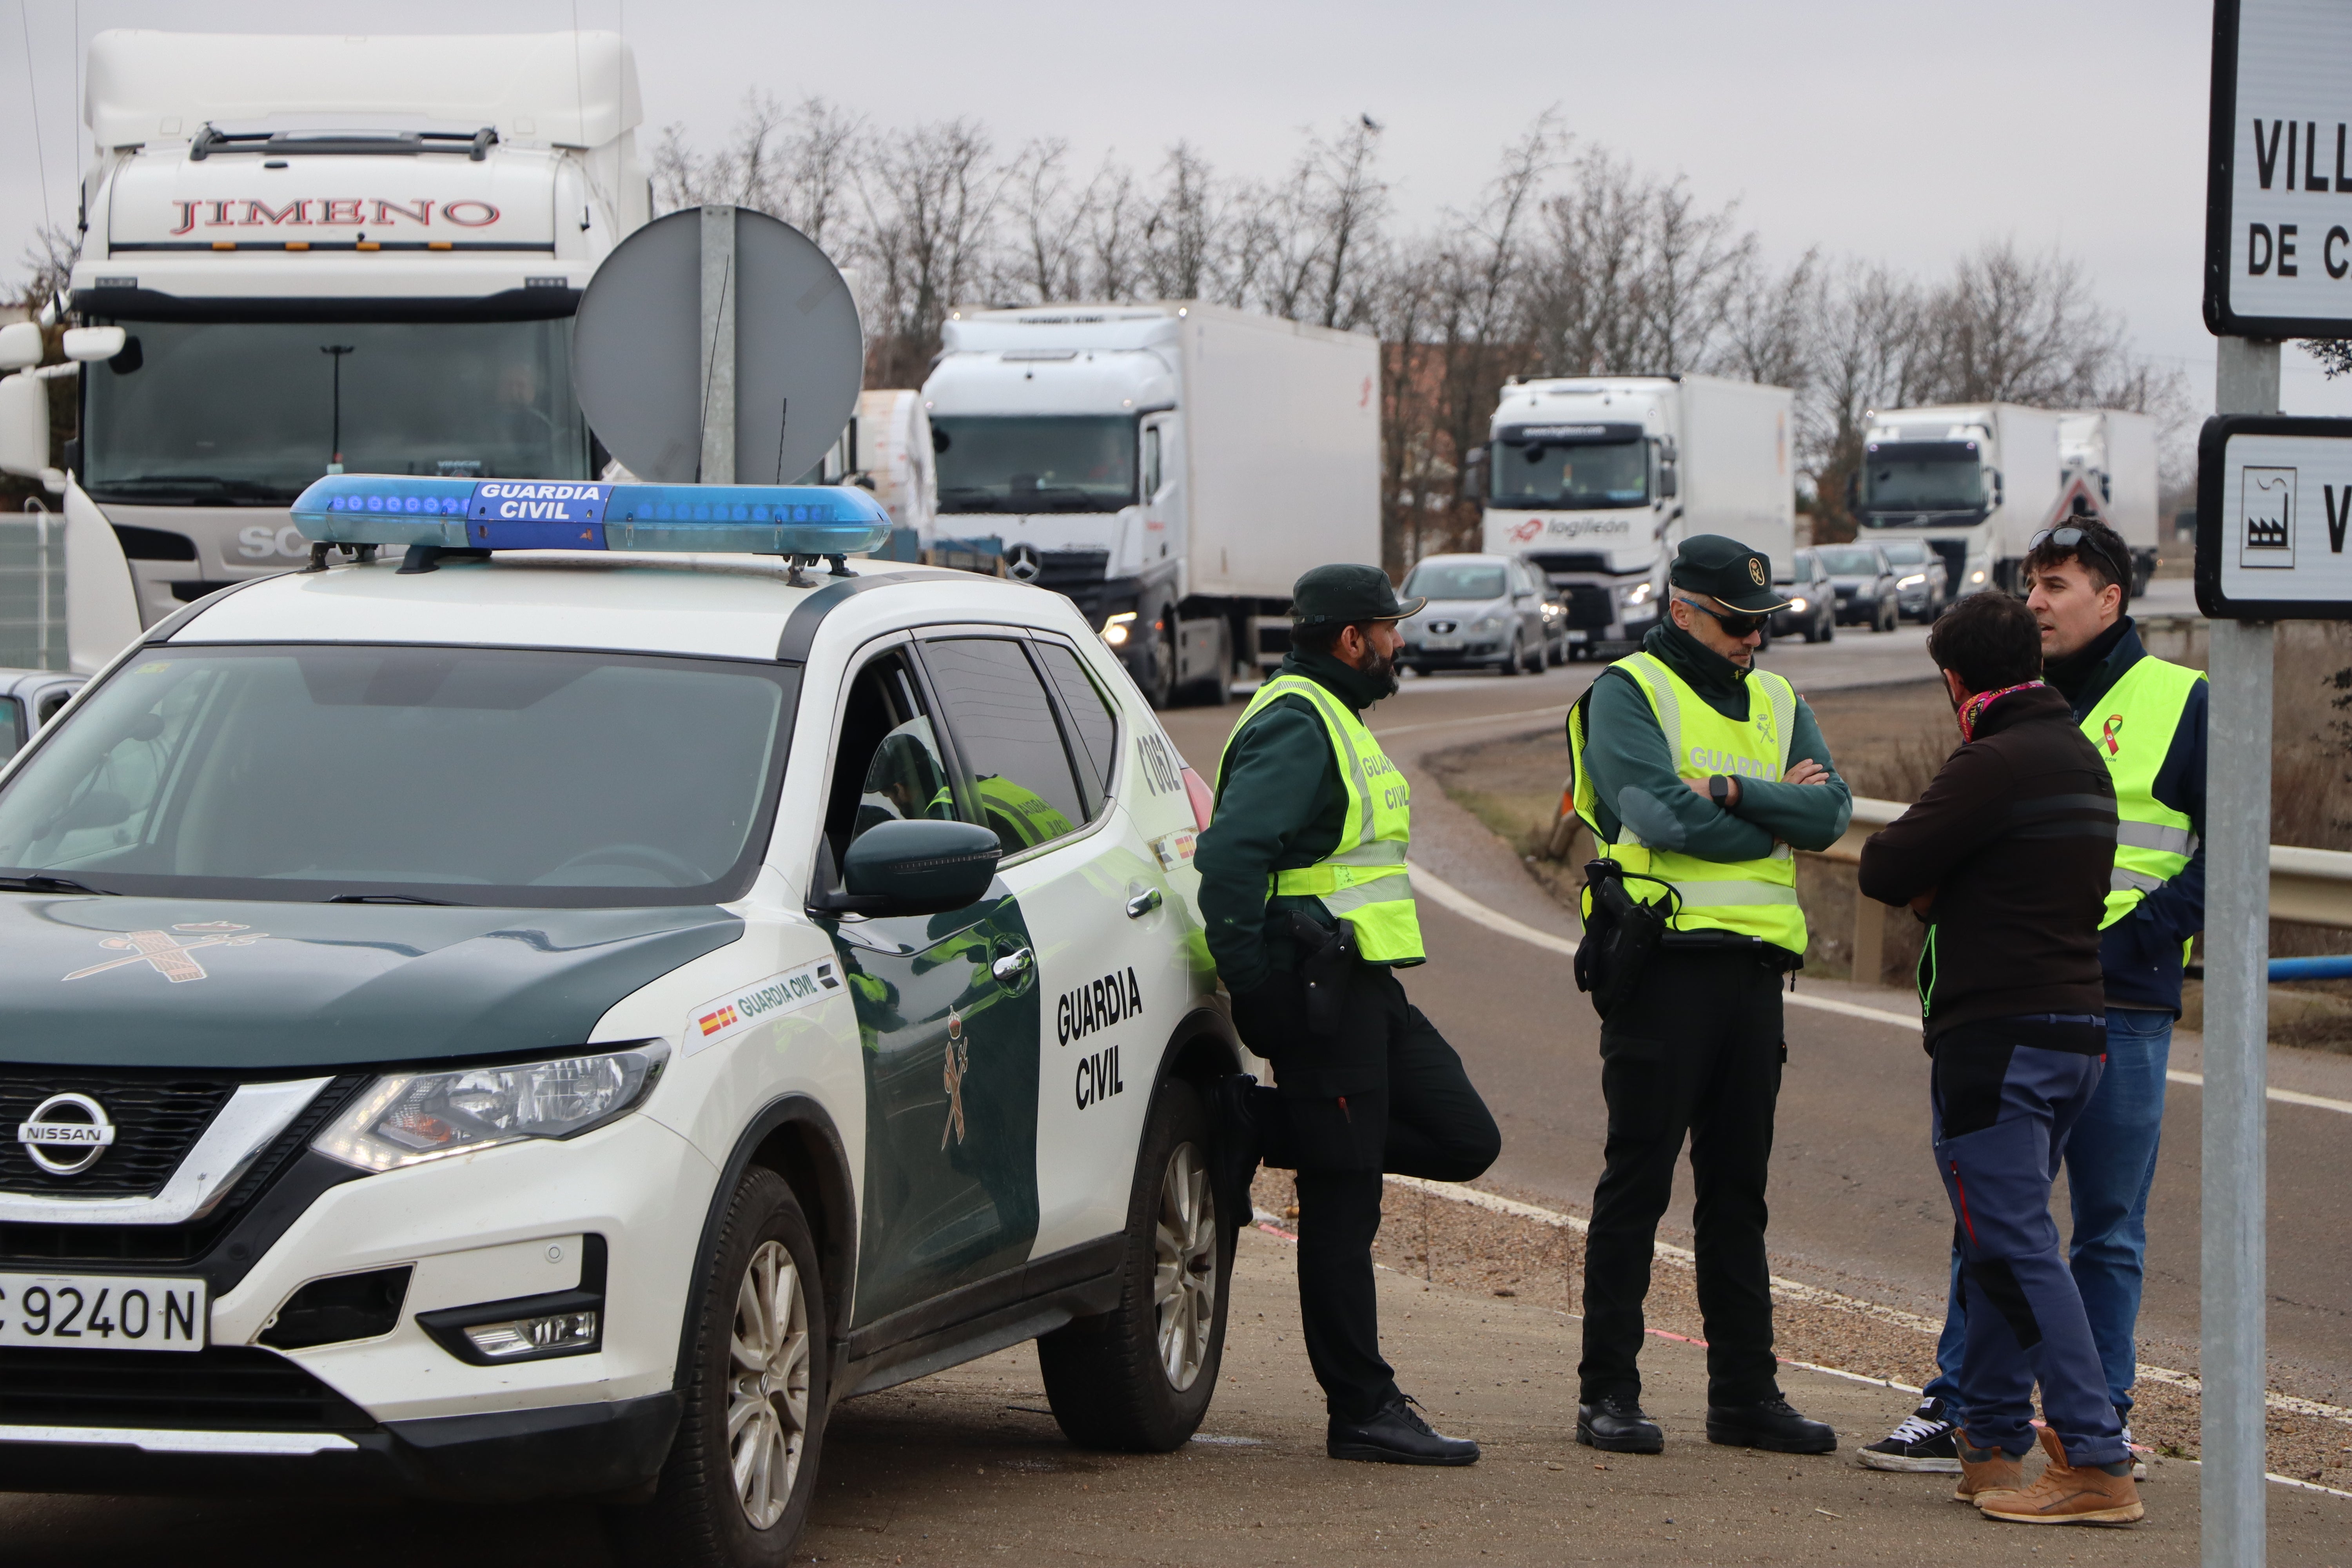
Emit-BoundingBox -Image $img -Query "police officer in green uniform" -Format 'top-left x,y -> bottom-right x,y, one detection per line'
1198,563 -> 1502,1466
1565,535 -> 1849,1457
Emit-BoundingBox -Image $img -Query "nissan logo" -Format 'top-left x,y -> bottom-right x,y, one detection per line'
1005,543 -> 1043,583
17,1092 -> 117,1176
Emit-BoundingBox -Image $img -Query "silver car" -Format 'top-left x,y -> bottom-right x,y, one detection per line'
0,668 -> 83,763
1875,538 -> 1950,622
1398,554 -> 1550,677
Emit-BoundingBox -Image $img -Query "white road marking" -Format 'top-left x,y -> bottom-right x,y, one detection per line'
1408,858 -> 2352,1118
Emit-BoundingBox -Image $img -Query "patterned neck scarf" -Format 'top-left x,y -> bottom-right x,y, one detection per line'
1956,679 -> 2047,743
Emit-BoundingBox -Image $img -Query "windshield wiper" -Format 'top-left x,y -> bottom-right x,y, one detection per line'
0,873 -> 114,895
327,892 -> 463,905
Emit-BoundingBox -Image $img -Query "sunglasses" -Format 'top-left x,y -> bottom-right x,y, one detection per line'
1678,597 -> 1771,638
2027,526 -> 2131,588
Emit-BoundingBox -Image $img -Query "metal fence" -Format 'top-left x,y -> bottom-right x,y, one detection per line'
0,508 -> 67,671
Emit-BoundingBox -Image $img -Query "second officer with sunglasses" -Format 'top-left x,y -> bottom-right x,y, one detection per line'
1563,535 -> 1851,1457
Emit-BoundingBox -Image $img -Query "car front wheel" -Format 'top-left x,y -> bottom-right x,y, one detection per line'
1038,1076 -> 1230,1451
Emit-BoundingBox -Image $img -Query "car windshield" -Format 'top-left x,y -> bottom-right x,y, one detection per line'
0,645 -> 792,906
1862,442 -> 1984,512
1817,548 -> 1880,575
1879,542 -> 1931,565
1403,563 -> 1507,600
931,415 -> 1137,513
1489,436 -> 1647,509
1774,551 -> 1813,586
82,318 -> 593,505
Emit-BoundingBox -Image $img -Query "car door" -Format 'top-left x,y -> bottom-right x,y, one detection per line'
918,630 -> 1194,1259
811,639 -> 1041,1325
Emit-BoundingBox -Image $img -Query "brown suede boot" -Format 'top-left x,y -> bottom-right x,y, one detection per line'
1951,1431 -> 2024,1503
1977,1428 -> 2145,1525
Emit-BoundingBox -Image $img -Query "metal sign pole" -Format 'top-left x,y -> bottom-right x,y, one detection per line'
2203,333 -> 2276,1567
699,204 -> 737,485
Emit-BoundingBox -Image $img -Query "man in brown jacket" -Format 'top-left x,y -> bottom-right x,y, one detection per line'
1858,592 -> 2142,1526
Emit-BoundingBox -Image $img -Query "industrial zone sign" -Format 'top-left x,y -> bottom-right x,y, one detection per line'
2205,0 -> 2352,337
2196,415 -> 2352,618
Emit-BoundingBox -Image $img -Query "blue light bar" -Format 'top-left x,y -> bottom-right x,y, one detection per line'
289,475 -> 893,557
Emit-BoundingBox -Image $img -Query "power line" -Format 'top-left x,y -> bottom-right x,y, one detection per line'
18,1 -> 56,246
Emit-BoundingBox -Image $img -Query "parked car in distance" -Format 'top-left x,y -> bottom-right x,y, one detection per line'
1814,543 -> 1902,632
1397,553 -> 1549,677
0,668 -> 84,763
1875,538 -> 1949,622
1769,551 -> 1836,644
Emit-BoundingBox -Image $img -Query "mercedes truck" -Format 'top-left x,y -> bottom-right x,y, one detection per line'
921,302 -> 1381,707
1477,374 -> 1795,658
1852,403 -> 2063,598
0,29 -> 650,667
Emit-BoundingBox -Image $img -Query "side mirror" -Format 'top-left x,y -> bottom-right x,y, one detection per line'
0,373 -> 49,479
1461,445 -> 1486,502
1658,462 -> 1678,500
820,818 -> 1001,917
0,321 -> 41,372
63,326 -> 127,363
1987,469 -> 2004,508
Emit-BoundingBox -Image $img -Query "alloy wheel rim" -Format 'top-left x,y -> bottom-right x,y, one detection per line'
1153,1140 -> 1218,1390
727,1239 -> 811,1530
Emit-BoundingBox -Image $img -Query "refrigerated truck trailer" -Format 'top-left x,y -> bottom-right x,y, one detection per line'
922,301 -> 1381,707
20,29 -> 651,661
1478,374 -> 1795,658
1853,403 -> 2064,599
2059,408 -> 2160,595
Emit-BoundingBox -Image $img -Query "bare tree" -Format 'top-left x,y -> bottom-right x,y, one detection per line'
1000,140 -> 1090,303
1633,178 -> 1753,375
1914,240 -> 2126,406
857,120 -> 1003,386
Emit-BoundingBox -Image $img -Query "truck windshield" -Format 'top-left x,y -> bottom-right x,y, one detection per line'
0,644 -> 790,907
82,319 -> 592,505
1862,442 -> 1984,512
1488,437 -> 1647,509
931,415 -> 1136,512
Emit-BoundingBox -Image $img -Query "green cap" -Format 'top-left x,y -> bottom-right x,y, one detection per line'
1669,534 -> 1790,614
1291,563 -> 1423,626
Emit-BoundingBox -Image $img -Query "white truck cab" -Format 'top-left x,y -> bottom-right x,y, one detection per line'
0,479 -> 1241,1562
1853,403 -> 2062,597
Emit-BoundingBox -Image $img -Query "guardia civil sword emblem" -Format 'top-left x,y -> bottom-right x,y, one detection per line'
63,922 -> 266,984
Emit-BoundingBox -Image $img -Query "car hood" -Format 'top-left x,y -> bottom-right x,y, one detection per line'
0,895 -> 742,1069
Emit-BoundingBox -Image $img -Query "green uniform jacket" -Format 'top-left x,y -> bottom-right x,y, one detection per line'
1196,648 -> 1395,993
1576,622 -> 1852,860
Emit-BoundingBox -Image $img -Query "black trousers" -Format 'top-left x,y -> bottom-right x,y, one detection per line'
1577,946 -> 1788,1408
1264,965 -> 1501,1421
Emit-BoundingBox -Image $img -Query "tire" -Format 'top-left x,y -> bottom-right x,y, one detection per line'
1142,617 -> 1177,709
610,1167 -> 828,1568
1821,613 -> 1835,643
1038,1077 -> 1230,1452
1499,634 -> 1524,676
1185,619 -> 1231,707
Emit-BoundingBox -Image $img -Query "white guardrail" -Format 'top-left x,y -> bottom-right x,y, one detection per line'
1809,798 -> 2352,980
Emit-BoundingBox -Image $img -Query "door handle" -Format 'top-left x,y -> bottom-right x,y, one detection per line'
991,947 -> 1034,983
1125,887 -> 1163,919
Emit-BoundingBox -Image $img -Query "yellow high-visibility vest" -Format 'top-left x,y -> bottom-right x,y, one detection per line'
1217,673 -> 1423,964
2081,655 -> 2204,933
1569,651 -> 1807,954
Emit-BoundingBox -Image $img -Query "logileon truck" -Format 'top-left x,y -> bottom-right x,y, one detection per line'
1852,404 -> 2063,598
31,29 -> 650,650
1477,374 -> 1794,659
921,303 -> 1381,708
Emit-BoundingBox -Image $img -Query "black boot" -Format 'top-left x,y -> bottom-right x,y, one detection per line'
1706,1397 -> 1837,1454
1209,1074 -> 1263,1231
1576,1394 -> 1664,1454
1327,1394 -> 1479,1466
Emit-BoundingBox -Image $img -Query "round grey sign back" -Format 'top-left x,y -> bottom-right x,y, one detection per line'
572,207 -> 864,485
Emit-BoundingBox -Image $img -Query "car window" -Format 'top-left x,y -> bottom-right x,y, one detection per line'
920,637 -> 1089,856
1404,563 -> 1507,601
1031,640 -> 1119,798
818,647 -> 958,888
0,696 -> 22,762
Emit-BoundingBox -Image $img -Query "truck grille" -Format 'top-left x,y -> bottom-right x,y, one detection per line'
1560,586 -> 1615,630
0,1345 -> 375,1432
1526,551 -> 1614,577
0,1073 -> 240,1198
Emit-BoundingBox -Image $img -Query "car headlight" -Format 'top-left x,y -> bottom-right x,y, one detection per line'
1897,573 -> 1926,589
1969,568 -> 1987,584
313,1043 -> 669,1172
1101,610 -> 1137,648
1618,581 -> 1655,606
1787,595 -> 1808,612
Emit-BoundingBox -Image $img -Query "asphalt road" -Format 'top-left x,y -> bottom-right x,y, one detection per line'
1160,599 -> 2352,1408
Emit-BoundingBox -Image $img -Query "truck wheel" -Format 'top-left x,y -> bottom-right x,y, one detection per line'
1038,1078 -> 1229,1452
1186,619 -> 1231,706
1142,619 -> 1178,709
611,1167 -> 828,1568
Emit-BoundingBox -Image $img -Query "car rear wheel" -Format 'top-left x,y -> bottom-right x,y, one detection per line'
1499,633 -> 1525,676
610,1167 -> 828,1568
1038,1077 -> 1230,1451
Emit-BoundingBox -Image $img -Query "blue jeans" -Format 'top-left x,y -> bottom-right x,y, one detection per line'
1923,1007 -> 2171,1422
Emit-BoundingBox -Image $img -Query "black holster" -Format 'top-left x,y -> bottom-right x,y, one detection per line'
1287,909 -> 1359,1035
1573,860 -> 1677,1020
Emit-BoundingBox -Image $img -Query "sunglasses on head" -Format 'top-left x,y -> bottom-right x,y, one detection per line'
1678,597 -> 1771,638
2027,526 -> 2131,588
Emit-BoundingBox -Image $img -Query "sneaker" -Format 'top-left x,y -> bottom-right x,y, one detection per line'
1976,1428 -> 2145,1526
1858,1397 -> 1962,1474
1953,1430 -> 2025,1503
2120,1424 -> 2150,1482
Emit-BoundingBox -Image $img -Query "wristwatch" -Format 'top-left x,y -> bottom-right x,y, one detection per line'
1708,775 -> 1733,806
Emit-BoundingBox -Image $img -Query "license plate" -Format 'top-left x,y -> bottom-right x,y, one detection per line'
1566,630 -> 1588,643
0,1272 -> 207,1352
1423,636 -> 1461,651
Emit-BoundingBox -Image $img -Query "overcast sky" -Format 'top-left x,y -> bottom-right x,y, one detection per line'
7,0 -> 2348,419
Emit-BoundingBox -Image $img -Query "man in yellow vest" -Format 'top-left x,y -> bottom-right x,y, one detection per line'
1565,535 -> 1850,1456
1198,563 -> 1501,1466
1862,516 -> 2205,1477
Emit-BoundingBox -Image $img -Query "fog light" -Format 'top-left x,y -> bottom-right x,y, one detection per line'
1102,611 -> 1136,647
463,1310 -> 599,1359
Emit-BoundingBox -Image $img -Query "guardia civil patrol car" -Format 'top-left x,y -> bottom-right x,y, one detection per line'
0,476 -> 1242,1564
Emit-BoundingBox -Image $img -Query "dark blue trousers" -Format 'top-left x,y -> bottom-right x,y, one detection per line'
1930,1024 -> 2129,1468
